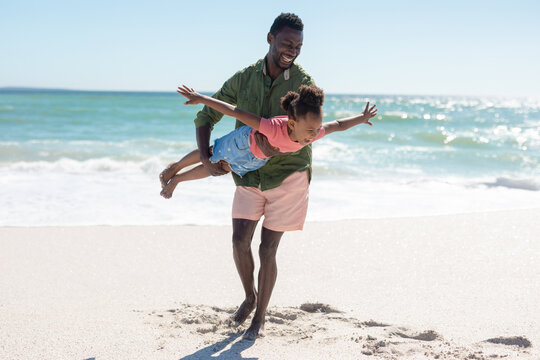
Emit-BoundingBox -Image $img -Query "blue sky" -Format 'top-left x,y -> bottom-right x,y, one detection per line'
1,0 -> 539,96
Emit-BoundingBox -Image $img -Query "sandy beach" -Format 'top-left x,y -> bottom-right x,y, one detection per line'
1,209 -> 539,359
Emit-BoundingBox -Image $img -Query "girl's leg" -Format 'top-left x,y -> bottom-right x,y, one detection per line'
159,148 -> 209,187
160,164 -> 212,199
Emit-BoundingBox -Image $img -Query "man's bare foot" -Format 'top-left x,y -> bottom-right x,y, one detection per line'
229,295 -> 257,327
160,176 -> 180,199
159,162 -> 181,188
243,319 -> 265,340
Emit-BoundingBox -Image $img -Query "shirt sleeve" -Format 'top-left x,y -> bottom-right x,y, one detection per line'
194,72 -> 241,129
257,117 -> 279,142
301,74 -> 316,87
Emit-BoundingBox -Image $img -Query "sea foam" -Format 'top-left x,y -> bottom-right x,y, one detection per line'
1,91 -> 539,226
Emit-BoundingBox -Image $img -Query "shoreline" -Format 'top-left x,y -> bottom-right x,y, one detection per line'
2,205 -> 539,228
1,209 -> 539,359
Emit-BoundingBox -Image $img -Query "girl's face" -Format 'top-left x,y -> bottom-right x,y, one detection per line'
288,110 -> 323,145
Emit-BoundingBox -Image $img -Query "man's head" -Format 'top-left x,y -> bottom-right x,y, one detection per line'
267,13 -> 304,70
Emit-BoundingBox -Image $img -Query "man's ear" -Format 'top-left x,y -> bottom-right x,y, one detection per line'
267,32 -> 274,45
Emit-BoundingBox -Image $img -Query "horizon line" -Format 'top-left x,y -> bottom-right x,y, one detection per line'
0,86 -> 538,99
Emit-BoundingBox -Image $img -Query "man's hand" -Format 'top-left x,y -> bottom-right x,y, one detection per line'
253,131 -> 291,157
200,156 -> 230,176
196,126 -> 228,176
177,85 -> 204,105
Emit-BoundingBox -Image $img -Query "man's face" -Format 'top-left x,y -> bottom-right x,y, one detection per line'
268,26 -> 303,70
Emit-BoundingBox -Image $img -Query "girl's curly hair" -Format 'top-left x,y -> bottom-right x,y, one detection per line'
280,85 -> 324,120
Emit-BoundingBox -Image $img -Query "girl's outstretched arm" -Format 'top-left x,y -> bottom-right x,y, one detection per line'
177,85 -> 261,130
322,102 -> 378,135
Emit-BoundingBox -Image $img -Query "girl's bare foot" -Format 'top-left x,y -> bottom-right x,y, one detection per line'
160,175 -> 181,199
159,162 -> 181,188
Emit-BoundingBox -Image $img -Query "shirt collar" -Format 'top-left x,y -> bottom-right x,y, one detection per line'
261,58 -> 290,80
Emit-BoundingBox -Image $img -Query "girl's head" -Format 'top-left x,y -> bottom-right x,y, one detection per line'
281,85 -> 324,145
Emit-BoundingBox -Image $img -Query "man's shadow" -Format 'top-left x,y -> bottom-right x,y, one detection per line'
178,332 -> 258,360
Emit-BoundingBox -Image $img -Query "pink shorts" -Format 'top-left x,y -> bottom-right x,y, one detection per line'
232,171 -> 309,232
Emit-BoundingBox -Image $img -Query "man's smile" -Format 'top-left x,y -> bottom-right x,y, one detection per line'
280,54 -> 295,65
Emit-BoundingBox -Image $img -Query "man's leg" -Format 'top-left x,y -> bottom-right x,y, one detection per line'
240,171 -> 309,339
231,218 -> 259,325
243,226 -> 284,340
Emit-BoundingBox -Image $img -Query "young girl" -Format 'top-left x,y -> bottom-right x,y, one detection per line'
159,84 -> 377,198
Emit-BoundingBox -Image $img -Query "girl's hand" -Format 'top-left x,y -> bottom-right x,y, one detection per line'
362,102 -> 378,126
177,85 -> 204,105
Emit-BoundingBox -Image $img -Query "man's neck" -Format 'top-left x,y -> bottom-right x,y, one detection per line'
264,54 -> 284,81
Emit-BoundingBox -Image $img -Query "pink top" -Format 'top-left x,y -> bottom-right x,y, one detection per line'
249,116 -> 326,159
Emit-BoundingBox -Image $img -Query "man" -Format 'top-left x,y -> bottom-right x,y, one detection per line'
194,13 -> 315,340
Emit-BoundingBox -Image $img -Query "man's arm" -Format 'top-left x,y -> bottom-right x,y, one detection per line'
195,125 -> 228,175
192,72 -> 242,176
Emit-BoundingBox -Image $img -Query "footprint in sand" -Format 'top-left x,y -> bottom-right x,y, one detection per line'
485,336 -> 532,348
142,303 -> 535,359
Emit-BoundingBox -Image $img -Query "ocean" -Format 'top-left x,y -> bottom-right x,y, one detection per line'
1,89 -> 539,226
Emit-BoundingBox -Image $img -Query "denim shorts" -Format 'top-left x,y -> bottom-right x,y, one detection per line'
210,126 -> 269,177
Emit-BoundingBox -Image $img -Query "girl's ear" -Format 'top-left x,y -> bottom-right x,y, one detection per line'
287,118 -> 296,131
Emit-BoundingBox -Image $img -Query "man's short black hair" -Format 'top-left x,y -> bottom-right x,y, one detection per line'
269,13 -> 304,35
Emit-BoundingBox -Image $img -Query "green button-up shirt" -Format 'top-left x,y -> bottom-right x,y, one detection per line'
194,58 -> 316,191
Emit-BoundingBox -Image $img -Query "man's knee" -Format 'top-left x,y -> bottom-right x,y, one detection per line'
259,228 -> 283,260
232,231 -> 250,252
259,241 -> 279,260
232,218 -> 257,251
